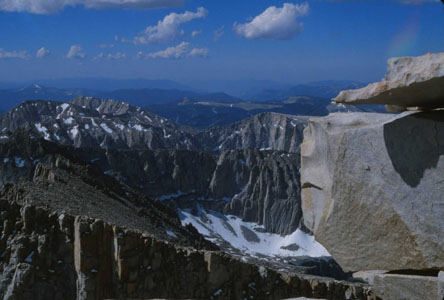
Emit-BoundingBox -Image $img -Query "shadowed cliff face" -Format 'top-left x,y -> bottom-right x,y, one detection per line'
69,146 -> 302,235
384,111 -> 444,188
0,98 -> 307,236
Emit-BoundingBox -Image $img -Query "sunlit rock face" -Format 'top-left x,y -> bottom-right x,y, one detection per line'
333,52 -> 444,111
301,111 -> 444,272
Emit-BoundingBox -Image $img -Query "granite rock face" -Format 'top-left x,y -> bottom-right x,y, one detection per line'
333,52 -> 444,111
301,111 -> 444,272
73,147 -> 302,235
219,149 -> 302,234
198,112 -> 307,154
373,273 -> 442,300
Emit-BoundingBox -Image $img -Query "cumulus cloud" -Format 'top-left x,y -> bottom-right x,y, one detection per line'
394,0 -> 438,3
36,47 -> 50,58
66,45 -> 86,59
0,0 -> 184,14
189,47 -> 208,57
329,0 -> 438,3
129,7 -> 207,44
146,41 -> 190,59
0,48 -> 30,59
213,26 -> 224,41
94,52 -> 126,60
99,43 -> 114,48
141,42 -> 208,59
107,52 -> 126,59
191,30 -> 202,38
233,3 -> 309,40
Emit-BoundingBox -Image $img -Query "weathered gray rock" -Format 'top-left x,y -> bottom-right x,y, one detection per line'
373,273 -> 440,300
333,52 -> 444,111
301,111 -> 444,272
198,112 -> 307,154
219,149 -> 302,235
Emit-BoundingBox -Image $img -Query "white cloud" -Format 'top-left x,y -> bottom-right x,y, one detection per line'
189,47 -> 208,57
0,48 -> 30,59
94,53 -> 105,60
99,43 -> 114,48
233,3 -> 309,40
36,47 -> 50,58
0,0 -> 184,14
213,26 -> 224,41
394,0 -> 438,3
146,41 -> 190,59
329,0 -> 438,3
143,42 -> 208,59
67,45 -> 86,59
94,52 -> 126,60
191,30 -> 202,38
130,7 -> 207,44
107,52 -> 126,59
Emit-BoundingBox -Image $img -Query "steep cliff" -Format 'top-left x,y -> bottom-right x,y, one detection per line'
199,112 -> 306,153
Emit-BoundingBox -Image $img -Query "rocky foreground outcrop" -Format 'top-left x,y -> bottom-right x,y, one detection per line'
333,52 -> 444,112
0,190 -> 372,300
301,111 -> 444,272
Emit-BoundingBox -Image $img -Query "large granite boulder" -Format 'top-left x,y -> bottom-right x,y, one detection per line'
301,111 -> 444,272
333,52 -> 444,111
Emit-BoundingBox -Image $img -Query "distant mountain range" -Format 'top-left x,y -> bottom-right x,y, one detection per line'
0,78 -> 194,91
0,82 -> 386,128
0,84 -> 241,112
245,80 -> 366,101
147,96 -> 386,128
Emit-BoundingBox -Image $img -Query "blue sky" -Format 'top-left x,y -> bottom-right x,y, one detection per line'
0,0 -> 441,84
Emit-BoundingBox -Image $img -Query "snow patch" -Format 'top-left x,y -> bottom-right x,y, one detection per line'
100,123 -> 113,134
64,117 -> 74,125
163,129 -> 171,139
165,230 -> 177,238
56,103 -> 69,119
157,190 -> 194,201
115,123 -> 125,130
70,126 -> 79,138
35,123 -> 51,140
133,124 -> 143,131
25,251 -> 34,263
14,157 -> 25,168
178,207 -> 330,258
